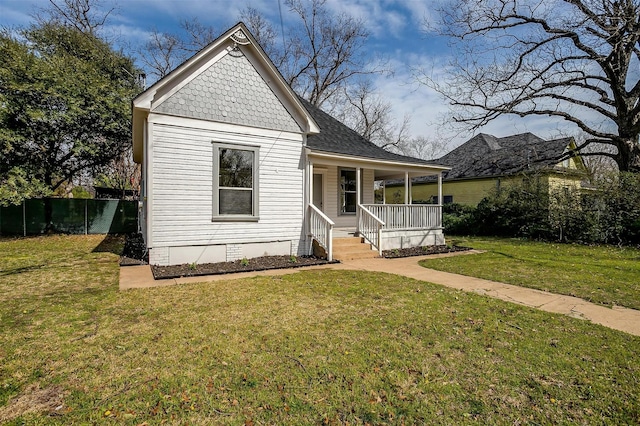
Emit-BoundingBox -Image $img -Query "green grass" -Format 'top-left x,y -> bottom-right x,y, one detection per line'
1,235 -> 639,424
421,236 -> 640,310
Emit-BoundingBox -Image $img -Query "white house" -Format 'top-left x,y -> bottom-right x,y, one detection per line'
132,23 -> 449,266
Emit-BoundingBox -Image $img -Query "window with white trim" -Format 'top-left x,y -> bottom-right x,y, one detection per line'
340,168 -> 357,214
212,143 -> 259,220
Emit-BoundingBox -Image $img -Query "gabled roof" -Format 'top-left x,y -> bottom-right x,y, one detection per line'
409,132 -> 582,183
132,22 -> 445,171
300,97 -> 439,166
132,22 -> 319,163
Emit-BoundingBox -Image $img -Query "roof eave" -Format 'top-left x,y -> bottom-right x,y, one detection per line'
306,148 -> 451,173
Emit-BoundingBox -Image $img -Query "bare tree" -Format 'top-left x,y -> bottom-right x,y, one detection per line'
139,29 -> 183,80
180,18 -> 217,52
139,18 -> 218,80
242,0 -> 383,108
339,82 -> 394,141
326,81 -> 413,152
557,130 -> 619,181
400,136 -> 451,161
422,0 -> 640,172
240,6 -> 282,65
39,0 -> 115,35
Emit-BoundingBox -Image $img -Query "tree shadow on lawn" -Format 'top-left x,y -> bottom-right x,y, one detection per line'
91,234 -> 125,256
0,264 -> 47,277
493,251 -> 521,260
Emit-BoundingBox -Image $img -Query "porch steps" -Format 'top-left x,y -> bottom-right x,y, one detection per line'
332,237 -> 379,261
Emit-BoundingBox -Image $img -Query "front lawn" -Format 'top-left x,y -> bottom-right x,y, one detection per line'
1,235 -> 639,424
420,237 -> 640,310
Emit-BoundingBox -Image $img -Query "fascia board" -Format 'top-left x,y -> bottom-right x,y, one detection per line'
306,148 -> 451,173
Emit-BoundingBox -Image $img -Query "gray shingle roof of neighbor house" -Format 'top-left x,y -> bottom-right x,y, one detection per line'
299,97 -> 441,166
396,132 -> 577,184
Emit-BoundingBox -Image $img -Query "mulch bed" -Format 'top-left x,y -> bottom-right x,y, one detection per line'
151,255 -> 337,280
121,233 -> 471,279
382,245 -> 472,258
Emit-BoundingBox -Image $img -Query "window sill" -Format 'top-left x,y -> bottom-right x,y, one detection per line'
212,216 -> 260,222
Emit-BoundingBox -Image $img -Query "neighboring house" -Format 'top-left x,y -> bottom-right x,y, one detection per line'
385,133 -> 587,206
132,23 -> 449,266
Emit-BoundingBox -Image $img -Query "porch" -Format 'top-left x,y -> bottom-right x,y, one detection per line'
305,150 -> 449,261
310,204 -> 445,261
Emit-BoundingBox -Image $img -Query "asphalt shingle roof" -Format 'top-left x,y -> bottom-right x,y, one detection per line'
299,97 -> 438,166
407,133 -> 574,183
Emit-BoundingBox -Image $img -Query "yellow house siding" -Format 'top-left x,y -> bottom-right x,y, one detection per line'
548,175 -> 583,191
386,173 -> 583,207
386,178 -> 499,206
556,152 -> 586,171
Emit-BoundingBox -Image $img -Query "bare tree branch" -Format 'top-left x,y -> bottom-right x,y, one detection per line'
43,0 -> 115,35
248,0 -> 385,108
423,0 -> 640,171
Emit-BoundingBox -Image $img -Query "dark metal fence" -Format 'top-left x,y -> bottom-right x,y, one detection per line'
0,198 -> 138,236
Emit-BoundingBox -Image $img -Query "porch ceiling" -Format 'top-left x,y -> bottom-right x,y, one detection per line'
374,170 -> 438,180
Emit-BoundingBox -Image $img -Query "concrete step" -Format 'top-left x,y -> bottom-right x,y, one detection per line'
333,249 -> 379,260
333,236 -> 366,248
332,237 -> 379,260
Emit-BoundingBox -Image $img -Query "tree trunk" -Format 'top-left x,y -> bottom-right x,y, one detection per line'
616,139 -> 640,173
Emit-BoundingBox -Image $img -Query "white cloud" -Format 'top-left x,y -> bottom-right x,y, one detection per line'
103,23 -> 153,44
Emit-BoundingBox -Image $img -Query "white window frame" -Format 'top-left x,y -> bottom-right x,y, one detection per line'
212,142 -> 260,222
339,168 -> 358,215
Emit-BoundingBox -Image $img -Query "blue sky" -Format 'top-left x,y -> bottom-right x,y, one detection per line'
0,0 -> 568,149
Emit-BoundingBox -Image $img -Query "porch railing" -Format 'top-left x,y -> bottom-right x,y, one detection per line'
309,204 -> 335,261
357,204 -> 384,256
361,204 -> 442,230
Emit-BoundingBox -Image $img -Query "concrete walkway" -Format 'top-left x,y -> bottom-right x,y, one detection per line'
120,251 -> 640,337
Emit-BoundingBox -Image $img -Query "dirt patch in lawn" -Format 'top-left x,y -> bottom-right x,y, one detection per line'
152,255 -> 337,280
0,384 -> 67,423
382,244 -> 472,258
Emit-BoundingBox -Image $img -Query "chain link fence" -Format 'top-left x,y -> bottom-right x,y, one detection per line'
0,198 -> 138,236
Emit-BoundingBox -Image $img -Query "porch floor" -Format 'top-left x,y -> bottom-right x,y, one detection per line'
333,227 -> 357,238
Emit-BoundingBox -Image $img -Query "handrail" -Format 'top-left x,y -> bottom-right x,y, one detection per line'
357,204 -> 385,256
361,204 -> 442,230
308,204 -> 335,261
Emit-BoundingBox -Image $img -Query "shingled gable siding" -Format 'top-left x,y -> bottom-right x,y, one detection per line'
153,48 -> 300,133
149,122 -> 305,265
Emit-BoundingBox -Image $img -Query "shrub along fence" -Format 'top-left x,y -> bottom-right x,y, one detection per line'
0,198 -> 138,236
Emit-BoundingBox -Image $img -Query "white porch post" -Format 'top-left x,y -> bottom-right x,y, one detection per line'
409,175 -> 413,204
438,171 -> 443,229
382,179 -> 386,204
356,167 -> 362,203
306,160 -> 313,255
438,172 -> 443,205
356,167 -> 361,234
404,172 -> 409,204
309,161 -> 314,206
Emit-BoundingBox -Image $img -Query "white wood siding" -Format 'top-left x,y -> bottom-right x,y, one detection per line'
321,165 -> 375,228
150,121 -> 305,249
